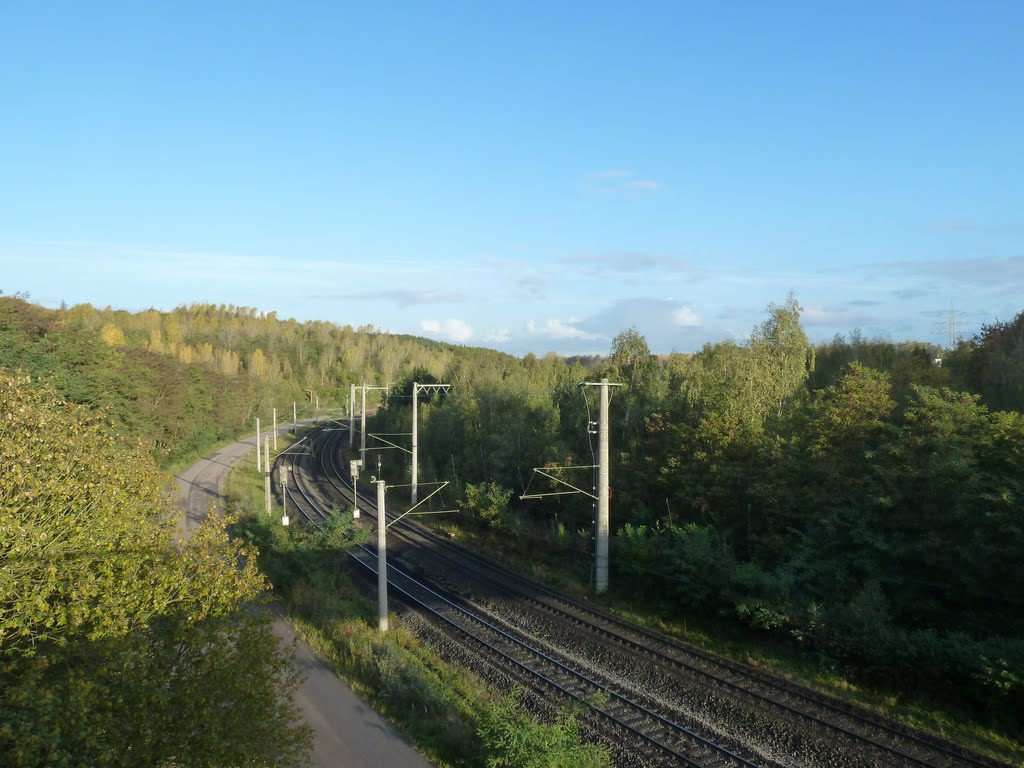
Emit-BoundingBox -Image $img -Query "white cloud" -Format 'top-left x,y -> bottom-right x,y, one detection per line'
586,169 -> 633,179
893,287 -> 934,300
313,289 -> 465,307
672,306 -> 701,326
515,275 -> 546,298
874,255 -> 1024,286
481,328 -> 511,343
477,256 -> 548,299
574,297 -> 723,353
0,239 -> 376,294
930,218 -> 979,232
525,318 -> 603,341
800,304 -> 870,327
624,180 -> 665,193
420,318 -> 474,343
583,169 -> 666,194
559,251 -> 701,276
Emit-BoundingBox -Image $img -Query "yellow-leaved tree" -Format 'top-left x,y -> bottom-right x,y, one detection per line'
0,371 -> 311,766
99,322 -> 126,347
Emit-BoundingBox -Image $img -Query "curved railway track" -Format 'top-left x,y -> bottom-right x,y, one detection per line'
280,427 -> 761,767
273,422 -> 1012,768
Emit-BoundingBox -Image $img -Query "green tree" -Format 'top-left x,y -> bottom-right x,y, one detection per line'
0,372 -> 311,766
882,386 -> 1024,634
685,295 -> 811,444
962,309 -> 1024,412
810,362 -> 895,458
670,297 -> 813,551
462,482 -> 515,530
605,328 -> 661,447
788,364 -> 897,596
748,292 -> 813,422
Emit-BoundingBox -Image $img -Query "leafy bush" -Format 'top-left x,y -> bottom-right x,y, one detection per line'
476,694 -> 611,768
462,482 -> 516,531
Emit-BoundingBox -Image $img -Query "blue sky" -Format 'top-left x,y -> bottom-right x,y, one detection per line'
2,2 -> 1022,355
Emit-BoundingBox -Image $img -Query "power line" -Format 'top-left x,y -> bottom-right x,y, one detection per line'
931,300 -> 965,350
381,389 -> 577,400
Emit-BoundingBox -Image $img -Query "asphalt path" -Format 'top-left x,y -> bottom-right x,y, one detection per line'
173,423 -> 435,768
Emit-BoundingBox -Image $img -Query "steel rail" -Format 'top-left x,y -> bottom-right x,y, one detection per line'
286,437 -> 763,768
347,545 -> 761,768
284,428 -> 765,768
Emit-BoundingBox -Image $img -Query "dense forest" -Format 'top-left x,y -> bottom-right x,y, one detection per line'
379,296 -> 1024,730
2,293 -> 1022,735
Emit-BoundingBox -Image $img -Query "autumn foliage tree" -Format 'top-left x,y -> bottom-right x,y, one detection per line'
0,372 -> 310,766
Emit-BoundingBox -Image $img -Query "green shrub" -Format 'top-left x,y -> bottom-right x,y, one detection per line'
462,482 -> 515,531
476,694 -> 611,768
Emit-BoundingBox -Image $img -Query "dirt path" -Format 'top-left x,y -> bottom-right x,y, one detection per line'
174,424 -> 435,768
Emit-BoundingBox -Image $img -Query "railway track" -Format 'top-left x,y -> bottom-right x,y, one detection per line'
273,422 -> 1012,768
279,426 -> 761,767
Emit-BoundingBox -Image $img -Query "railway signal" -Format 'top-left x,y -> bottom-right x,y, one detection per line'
279,464 -> 290,526
264,436 -> 271,515
350,459 -> 362,518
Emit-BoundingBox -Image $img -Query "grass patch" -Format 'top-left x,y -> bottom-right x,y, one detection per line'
164,422 -> 316,476
162,431 -> 245,476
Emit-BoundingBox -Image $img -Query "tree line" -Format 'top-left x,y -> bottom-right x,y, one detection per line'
0,297 -> 460,467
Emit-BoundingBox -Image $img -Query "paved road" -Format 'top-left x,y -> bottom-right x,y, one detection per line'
174,423 -> 435,768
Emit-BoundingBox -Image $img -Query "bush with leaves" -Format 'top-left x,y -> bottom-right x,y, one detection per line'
476,694 -> 611,768
462,481 -> 516,531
